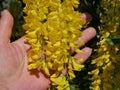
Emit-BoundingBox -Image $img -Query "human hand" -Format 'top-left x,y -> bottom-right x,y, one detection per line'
0,10 -> 50,90
0,10 -> 96,90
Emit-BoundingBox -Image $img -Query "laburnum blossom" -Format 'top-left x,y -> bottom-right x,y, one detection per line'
89,0 -> 120,90
23,0 -> 85,89
88,29 -> 111,90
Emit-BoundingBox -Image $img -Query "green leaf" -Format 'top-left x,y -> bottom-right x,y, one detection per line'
106,38 -> 114,45
106,36 -> 120,45
70,84 -> 76,90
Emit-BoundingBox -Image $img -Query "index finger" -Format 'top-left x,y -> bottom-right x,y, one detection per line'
75,27 -> 96,46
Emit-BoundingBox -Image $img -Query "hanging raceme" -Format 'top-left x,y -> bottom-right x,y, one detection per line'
23,0 -> 85,89
89,0 -> 120,90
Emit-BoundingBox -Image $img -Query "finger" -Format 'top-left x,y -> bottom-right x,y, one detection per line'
12,37 -> 31,51
0,10 -> 13,45
62,47 -> 92,75
81,13 -> 92,24
75,27 -> 96,46
74,47 -> 92,64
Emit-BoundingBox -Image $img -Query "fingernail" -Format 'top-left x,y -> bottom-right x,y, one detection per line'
1,9 -> 5,15
0,10 -> 6,19
81,13 -> 92,23
84,47 -> 92,53
87,27 -> 96,35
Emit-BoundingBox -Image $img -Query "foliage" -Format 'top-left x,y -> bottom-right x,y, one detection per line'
95,0 -> 120,90
88,0 -> 120,90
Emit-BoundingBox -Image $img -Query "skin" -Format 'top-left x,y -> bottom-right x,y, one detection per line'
0,10 -> 96,90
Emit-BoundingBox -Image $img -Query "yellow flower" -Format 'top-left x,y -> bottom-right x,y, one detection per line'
28,61 -> 41,70
50,74 -> 70,90
23,0 -> 85,89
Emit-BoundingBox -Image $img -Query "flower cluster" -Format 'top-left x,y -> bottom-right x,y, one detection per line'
89,0 -> 120,90
23,0 -> 85,89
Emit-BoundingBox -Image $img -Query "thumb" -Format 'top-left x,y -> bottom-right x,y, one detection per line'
0,10 -> 13,45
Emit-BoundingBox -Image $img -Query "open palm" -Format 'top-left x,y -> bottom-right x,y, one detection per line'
0,10 -> 96,90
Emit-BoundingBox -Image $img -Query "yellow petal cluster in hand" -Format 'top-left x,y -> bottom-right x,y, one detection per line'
23,0 -> 85,89
50,74 -> 70,90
